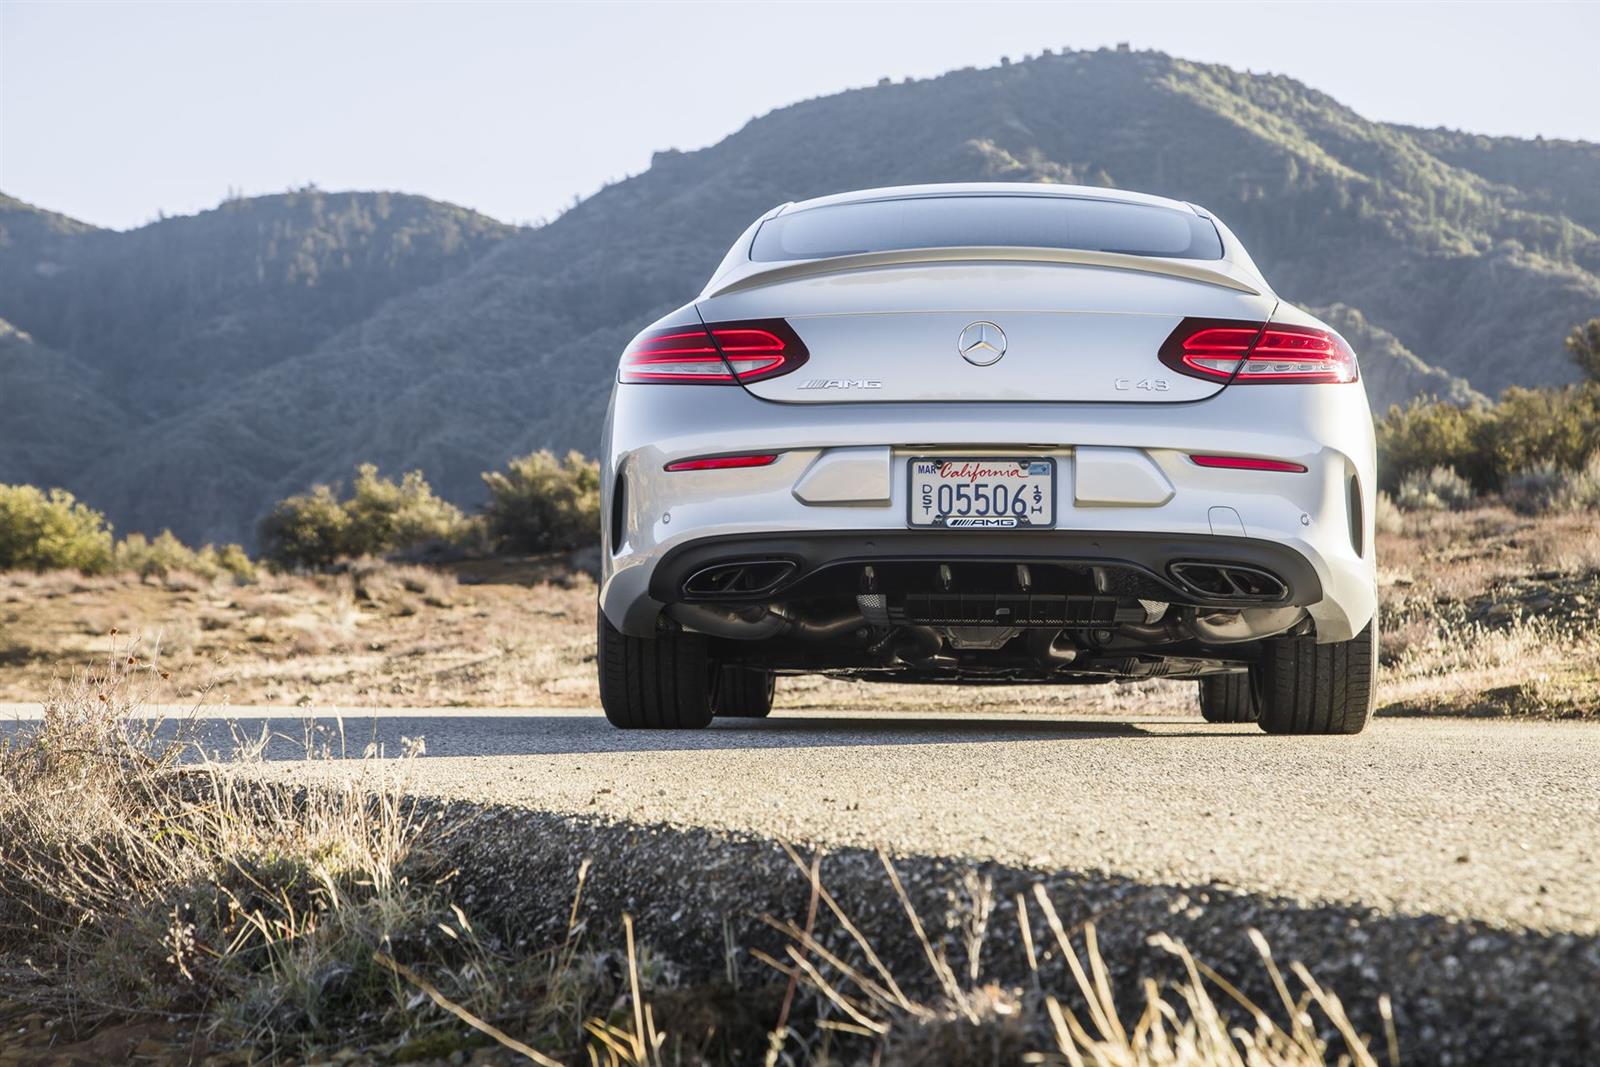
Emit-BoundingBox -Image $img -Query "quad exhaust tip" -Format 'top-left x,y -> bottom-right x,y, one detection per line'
682,559 -> 797,599
1169,561 -> 1289,603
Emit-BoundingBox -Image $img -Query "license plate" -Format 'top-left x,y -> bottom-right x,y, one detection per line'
907,457 -> 1055,529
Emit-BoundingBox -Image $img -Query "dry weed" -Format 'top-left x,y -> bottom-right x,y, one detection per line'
755,846 -> 1389,1067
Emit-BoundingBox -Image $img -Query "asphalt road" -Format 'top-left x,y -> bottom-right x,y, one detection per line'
6,704 -> 1595,934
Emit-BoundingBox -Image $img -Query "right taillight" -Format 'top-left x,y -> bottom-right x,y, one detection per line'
1160,318 -> 1358,385
618,318 -> 809,384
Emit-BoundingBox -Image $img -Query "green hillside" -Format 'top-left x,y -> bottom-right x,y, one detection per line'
0,190 -> 514,418
1,48 -> 1596,545
0,318 -> 126,490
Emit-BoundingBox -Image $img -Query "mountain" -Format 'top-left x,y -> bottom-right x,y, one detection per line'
1308,304 -> 1485,410
0,318 -> 126,490
1,47 -> 1596,545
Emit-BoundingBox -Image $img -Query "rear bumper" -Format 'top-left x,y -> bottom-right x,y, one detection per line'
647,530 -> 1322,608
599,384 -> 1377,643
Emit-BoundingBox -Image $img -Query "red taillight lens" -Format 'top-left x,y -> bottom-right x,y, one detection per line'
1190,454 -> 1308,473
1160,318 -> 1358,385
664,453 -> 780,472
619,318 -> 809,384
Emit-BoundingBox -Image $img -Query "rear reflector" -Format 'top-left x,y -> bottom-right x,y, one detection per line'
664,453 -> 780,472
620,319 -> 809,384
1190,454 -> 1308,473
1160,318 -> 1357,384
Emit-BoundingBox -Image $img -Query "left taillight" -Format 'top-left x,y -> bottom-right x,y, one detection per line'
619,318 -> 809,384
1159,318 -> 1358,385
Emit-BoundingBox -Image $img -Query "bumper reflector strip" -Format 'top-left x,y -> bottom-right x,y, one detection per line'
664,453 -> 780,472
1189,454 -> 1307,473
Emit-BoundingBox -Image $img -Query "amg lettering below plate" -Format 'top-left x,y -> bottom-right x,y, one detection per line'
908,457 -> 1055,529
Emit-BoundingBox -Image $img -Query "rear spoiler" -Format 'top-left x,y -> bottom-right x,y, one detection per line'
703,245 -> 1263,299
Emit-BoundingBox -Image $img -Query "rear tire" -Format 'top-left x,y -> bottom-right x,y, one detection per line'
712,666 -> 776,718
1198,673 -> 1257,723
1251,621 -> 1377,735
597,611 -> 715,730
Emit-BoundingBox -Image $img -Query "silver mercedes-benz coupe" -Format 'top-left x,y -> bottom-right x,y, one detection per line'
597,184 -> 1377,734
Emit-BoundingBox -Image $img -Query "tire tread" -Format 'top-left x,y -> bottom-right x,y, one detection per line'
1198,673 -> 1257,723
1253,621 -> 1376,735
598,612 -> 714,729
712,666 -> 776,718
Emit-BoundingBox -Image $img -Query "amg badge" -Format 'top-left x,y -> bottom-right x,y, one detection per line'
799,378 -> 883,390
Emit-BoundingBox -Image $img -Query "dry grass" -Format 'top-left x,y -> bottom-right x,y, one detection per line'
2,508 -> 1597,719
1375,507 -> 1600,717
758,847 -> 1390,1067
0,647 -> 665,1063
0,557 -> 601,708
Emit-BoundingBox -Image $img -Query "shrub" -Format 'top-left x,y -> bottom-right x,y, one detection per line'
114,530 -> 202,579
1504,452 -> 1600,515
1395,465 -> 1476,511
1567,317 -> 1600,381
258,483 -> 352,570
481,449 -> 600,553
113,531 -> 257,582
1477,385 -> 1600,481
1374,491 -> 1404,535
210,542 -> 258,582
341,464 -> 467,557
1376,399 -> 1491,491
0,484 -> 114,573
1376,383 -> 1600,493
259,467 -> 467,570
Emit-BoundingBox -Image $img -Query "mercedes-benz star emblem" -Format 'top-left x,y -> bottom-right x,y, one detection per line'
957,321 -> 1007,366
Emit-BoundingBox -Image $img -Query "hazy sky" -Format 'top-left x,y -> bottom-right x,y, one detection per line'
3,0 -> 1597,231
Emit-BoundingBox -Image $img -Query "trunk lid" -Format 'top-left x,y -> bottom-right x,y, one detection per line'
696,261 -> 1275,404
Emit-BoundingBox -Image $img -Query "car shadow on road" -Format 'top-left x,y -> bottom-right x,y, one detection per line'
150,712 -> 1240,762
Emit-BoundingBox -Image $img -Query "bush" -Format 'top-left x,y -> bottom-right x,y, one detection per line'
482,450 -> 600,553
1504,452 -> 1600,515
1395,465 -> 1476,512
341,464 -> 466,557
1374,491 -> 1404,535
258,467 -> 468,570
258,483 -> 352,570
1567,317 -> 1600,381
1376,383 -> 1600,493
0,485 -> 114,573
1477,385 -> 1600,481
210,542 -> 258,582
1376,399 -> 1491,491
113,531 -> 257,582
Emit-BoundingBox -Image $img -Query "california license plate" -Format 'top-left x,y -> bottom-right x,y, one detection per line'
908,457 -> 1056,528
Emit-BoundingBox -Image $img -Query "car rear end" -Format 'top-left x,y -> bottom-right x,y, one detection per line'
597,186 -> 1378,734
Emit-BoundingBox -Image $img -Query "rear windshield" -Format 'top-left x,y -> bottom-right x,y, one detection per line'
750,195 -> 1223,262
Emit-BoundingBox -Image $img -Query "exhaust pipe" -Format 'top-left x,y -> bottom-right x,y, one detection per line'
666,603 -> 865,641
891,626 -> 957,668
1027,629 -> 1078,669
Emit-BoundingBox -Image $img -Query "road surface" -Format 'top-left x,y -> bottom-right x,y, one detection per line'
4,704 -> 1595,934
